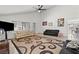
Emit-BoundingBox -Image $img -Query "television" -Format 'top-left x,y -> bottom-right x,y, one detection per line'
0,21 -> 14,31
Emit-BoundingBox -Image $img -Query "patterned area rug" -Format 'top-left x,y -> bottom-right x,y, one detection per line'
12,35 -> 63,54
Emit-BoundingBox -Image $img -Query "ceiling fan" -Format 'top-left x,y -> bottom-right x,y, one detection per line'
33,5 -> 47,13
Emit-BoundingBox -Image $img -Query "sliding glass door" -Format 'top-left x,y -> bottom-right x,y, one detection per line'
12,21 -> 36,32
22,22 -> 30,31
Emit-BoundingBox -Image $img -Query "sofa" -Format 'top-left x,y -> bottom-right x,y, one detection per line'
43,30 -> 59,37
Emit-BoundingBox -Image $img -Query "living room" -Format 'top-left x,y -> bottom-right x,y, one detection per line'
0,5 -> 79,54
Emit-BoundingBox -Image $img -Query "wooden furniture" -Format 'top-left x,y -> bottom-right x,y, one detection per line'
0,40 -> 9,54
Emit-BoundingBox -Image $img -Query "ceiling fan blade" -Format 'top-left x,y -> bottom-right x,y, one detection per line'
38,5 -> 43,9
38,8 -> 47,10
41,9 -> 47,10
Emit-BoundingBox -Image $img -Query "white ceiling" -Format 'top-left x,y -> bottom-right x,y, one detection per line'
0,5 -> 53,15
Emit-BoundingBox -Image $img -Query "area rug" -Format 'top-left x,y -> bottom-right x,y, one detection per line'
12,35 -> 63,54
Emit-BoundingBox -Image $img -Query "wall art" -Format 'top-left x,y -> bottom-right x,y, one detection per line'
48,22 -> 53,26
42,21 -> 47,26
58,18 -> 64,27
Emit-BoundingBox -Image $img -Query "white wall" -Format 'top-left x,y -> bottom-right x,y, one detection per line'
0,12 -> 41,33
40,5 -> 79,37
1,5 -> 79,37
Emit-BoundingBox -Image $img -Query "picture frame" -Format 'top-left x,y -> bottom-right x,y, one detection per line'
48,22 -> 53,26
42,21 -> 47,26
58,18 -> 64,27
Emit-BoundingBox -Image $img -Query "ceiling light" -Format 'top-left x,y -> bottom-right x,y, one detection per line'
38,10 -> 41,13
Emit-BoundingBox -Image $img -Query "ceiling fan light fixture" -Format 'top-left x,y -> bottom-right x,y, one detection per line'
38,10 -> 41,13
33,5 -> 46,13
